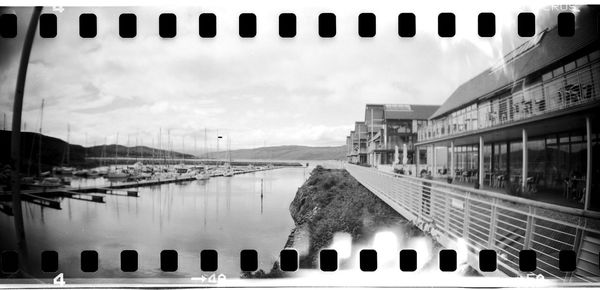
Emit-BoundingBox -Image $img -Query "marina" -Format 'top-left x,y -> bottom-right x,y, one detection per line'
0,166 -> 308,278
0,164 -> 294,214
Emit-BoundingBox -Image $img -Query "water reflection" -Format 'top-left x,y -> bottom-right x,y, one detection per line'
0,167 -> 305,279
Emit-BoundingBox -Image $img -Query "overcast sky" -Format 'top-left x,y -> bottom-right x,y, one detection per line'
0,2 -> 575,152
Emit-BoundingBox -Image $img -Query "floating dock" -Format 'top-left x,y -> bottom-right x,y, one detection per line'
0,166 -> 289,214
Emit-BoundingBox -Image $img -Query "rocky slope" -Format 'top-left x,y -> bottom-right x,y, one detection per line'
242,165 -> 426,278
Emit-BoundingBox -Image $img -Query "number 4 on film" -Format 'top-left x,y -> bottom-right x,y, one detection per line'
53,273 -> 66,286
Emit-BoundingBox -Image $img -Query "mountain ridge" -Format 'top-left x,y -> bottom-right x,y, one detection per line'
203,145 -> 346,161
0,131 -> 345,174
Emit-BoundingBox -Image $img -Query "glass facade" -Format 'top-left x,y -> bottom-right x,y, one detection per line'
536,131 -> 588,193
492,143 -> 507,174
415,47 -> 600,211
479,122 -> 594,209
527,138 -> 545,187
509,141 -> 522,181
432,116 -> 600,211
455,145 -> 478,172
419,50 -> 600,142
447,144 -> 479,183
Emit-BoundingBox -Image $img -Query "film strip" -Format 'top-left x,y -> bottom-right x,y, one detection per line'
0,11 -> 587,38
0,248 -> 582,273
0,3 -> 599,288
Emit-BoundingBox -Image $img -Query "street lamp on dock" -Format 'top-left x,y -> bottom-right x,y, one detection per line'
216,134 -> 223,166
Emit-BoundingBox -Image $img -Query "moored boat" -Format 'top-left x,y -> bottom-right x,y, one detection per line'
195,172 -> 210,180
223,167 -> 234,177
88,169 -> 100,177
52,166 -> 75,175
73,169 -> 89,177
28,177 -> 63,188
107,169 -> 130,179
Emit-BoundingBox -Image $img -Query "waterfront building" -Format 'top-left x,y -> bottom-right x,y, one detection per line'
347,122 -> 368,164
363,104 -> 439,170
415,16 -> 600,211
345,134 -> 352,162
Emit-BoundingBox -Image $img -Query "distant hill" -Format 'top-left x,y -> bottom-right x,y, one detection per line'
86,144 -> 194,160
0,130 -> 192,173
0,130 -> 344,174
1,130 -> 86,173
203,145 -> 346,161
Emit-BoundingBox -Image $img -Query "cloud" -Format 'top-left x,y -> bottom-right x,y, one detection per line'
73,95 -> 148,114
0,4 -> 576,149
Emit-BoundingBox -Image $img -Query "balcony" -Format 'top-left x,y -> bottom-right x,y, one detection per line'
348,147 -> 368,155
367,141 -> 415,153
419,61 -> 600,143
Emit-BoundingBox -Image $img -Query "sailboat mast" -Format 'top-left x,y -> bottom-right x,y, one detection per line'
135,134 -> 138,161
139,134 -> 143,161
93,140 -> 96,166
37,99 -> 44,177
66,123 -> 70,165
126,134 -> 130,159
84,132 -> 88,160
227,135 -> 231,163
159,128 -> 164,165
204,128 -> 207,160
167,129 -> 171,165
101,137 -> 107,166
115,132 -> 119,165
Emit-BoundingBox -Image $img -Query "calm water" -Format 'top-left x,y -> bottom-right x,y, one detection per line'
0,167 -> 310,279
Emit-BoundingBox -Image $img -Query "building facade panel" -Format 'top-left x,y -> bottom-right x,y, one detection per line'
414,20 -> 600,212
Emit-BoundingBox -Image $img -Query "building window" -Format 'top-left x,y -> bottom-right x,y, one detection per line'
509,141 -> 522,181
553,66 -> 565,77
565,61 -> 576,72
419,149 -> 427,165
542,72 -> 553,82
528,138 -> 546,187
483,144 -> 492,174
576,55 -> 589,67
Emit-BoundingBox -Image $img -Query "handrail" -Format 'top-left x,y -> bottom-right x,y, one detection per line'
351,164 -> 600,220
380,171 -> 599,234
345,162 -> 600,281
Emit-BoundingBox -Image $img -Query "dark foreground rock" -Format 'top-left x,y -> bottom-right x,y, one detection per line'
242,165 -> 426,278
289,166 -> 424,267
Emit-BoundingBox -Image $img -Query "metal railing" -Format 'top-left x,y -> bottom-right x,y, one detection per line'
419,61 -> 600,142
345,163 -> 600,281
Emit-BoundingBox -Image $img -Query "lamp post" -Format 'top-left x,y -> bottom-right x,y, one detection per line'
217,133 -> 223,166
